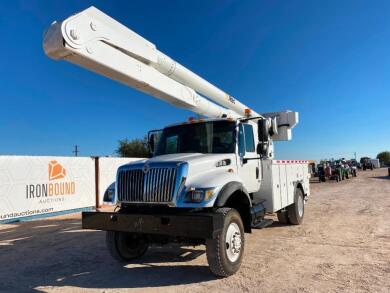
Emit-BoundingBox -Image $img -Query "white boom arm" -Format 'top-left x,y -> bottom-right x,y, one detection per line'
43,6 -> 298,140
43,6 -> 257,118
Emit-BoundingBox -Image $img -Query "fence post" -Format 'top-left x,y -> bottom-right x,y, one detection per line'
93,156 -> 100,208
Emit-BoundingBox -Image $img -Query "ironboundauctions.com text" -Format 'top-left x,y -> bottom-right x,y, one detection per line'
0,208 -> 54,220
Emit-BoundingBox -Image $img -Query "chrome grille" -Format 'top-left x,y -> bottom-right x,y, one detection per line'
117,167 -> 177,203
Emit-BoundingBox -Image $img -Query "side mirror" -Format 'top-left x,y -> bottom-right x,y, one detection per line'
257,119 -> 269,157
148,134 -> 155,153
257,142 -> 268,157
258,119 -> 269,142
148,129 -> 162,155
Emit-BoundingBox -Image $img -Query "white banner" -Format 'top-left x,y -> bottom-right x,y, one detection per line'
0,156 -> 95,221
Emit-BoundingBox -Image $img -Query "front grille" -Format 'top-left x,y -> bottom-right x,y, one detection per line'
117,167 -> 177,203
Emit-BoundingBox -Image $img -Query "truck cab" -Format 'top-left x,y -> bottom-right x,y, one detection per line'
115,118 -> 261,209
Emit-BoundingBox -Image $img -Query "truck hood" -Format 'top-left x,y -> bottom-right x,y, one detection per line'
130,153 -> 233,165
123,153 -> 236,183
149,153 -> 231,164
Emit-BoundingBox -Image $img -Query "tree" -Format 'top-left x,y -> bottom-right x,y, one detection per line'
376,151 -> 390,165
116,136 -> 150,158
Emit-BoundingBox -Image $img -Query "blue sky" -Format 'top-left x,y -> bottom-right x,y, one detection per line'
0,0 -> 389,160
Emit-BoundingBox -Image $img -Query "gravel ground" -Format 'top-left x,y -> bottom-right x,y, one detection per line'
1,168 -> 389,292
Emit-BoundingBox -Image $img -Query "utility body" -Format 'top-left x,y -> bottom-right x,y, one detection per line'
44,7 -> 310,277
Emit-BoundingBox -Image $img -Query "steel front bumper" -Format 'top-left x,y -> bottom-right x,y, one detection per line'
82,211 -> 224,239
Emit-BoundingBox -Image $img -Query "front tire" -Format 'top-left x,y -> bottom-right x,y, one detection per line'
206,208 -> 245,277
106,231 -> 148,262
287,188 -> 305,225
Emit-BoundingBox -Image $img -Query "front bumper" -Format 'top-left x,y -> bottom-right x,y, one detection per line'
82,211 -> 224,239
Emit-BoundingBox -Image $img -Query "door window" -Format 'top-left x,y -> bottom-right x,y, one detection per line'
238,123 -> 255,155
238,124 -> 245,156
243,124 -> 255,152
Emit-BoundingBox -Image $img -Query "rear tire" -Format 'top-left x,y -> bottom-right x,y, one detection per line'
206,208 -> 245,277
106,231 -> 148,262
287,188 -> 305,225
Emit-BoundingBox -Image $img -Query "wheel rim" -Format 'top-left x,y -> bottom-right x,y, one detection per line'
225,222 -> 242,262
297,194 -> 304,218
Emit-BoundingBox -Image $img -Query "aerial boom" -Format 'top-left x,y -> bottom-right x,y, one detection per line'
43,6 -> 298,140
43,6 -> 255,118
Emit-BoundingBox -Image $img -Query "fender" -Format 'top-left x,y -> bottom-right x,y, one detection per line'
214,181 -> 252,207
293,180 -> 305,195
214,181 -> 253,233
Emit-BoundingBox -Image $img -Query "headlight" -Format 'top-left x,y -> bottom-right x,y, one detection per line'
103,188 -> 115,203
185,187 -> 217,203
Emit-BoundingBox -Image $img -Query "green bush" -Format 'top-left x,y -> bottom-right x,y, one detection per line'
116,136 -> 150,158
376,151 -> 390,165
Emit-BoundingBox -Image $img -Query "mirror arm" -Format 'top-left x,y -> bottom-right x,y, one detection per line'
243,157 -> 261,164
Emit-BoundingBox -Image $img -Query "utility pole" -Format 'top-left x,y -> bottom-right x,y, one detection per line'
73,145 -> 79,157
354,152 -> 357,160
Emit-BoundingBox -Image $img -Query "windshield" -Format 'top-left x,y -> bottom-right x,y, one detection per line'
155,121 -> 236,155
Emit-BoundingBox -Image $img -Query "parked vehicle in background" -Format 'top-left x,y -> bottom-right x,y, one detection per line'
327,162 -> 341,182
317,164 -> 326,182
309,161 -> 317,177
360,157 -> 374,171
369,159 -> 380,169
349,160 -> 358,177
333,163 -> 344,181
341,161 -> 350,179
317,159 -> 359,182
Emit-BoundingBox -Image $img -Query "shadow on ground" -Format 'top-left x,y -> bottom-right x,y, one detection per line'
0,218 -> 216,291
371,176 -> 390,180
0,212 -> 293,291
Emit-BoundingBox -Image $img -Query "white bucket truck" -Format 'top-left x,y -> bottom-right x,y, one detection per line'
43,7 -> 310,277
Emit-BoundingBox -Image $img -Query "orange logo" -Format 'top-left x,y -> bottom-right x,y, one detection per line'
48,160 -> 66,181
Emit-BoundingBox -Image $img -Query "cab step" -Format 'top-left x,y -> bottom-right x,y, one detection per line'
251,218 -> 274,229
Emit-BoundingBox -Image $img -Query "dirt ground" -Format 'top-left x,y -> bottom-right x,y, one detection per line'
1,168 -> 389,292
